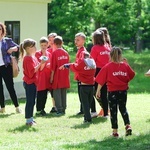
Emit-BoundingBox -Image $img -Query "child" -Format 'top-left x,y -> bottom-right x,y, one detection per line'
20,38 -> 46,126
60,51 -> 96,123
74,32 -> 89,115
47,32 -> 57,113
35,37 -> 51,116
90,30 -> 111,118
95,47 -> 135,137
50,36 -> 70,115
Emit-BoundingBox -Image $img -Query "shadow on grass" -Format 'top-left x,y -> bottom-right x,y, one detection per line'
62,133 -> 150,150
71,117 -> 108,129
5,99 -> 26,105
68,114 -> 83,119
0,113 -> 16,118
8,124 -> 38,133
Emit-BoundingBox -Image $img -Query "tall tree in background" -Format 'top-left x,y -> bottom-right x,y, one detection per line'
48,0 -> 150,52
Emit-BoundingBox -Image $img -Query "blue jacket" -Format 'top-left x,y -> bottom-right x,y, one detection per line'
1,37 -> 19,66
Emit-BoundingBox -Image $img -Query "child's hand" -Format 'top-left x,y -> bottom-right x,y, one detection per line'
122,57 -> 128,63
95,90 -> 101,99
59,65 -> 65,70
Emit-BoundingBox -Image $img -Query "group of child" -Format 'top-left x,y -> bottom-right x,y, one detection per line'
19,27 -> 135,138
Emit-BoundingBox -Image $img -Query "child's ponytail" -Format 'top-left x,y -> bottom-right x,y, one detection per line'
19,42 -> 25,60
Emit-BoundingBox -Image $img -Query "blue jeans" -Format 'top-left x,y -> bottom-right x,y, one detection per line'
23,82 -> 36,118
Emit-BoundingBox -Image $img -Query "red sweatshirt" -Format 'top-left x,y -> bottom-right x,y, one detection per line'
74,46 -> 87,80
95,62 -> 135,91
23,56 -> 39,85
70,57 -> 96,85
90,44 -> 111,68
35,50 -> 52,91
51,48 -> 70,89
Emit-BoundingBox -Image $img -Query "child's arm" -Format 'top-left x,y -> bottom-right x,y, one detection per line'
95,84 -> 102,99
50,70 -> 54,83
34,60 -> 46,72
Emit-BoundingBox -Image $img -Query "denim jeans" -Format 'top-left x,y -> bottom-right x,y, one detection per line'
23,82 -> 36,118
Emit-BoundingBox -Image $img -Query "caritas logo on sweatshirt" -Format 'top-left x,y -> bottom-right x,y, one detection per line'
100,51 -> 110,55
113,71 -> 127,76
58,56 -> 68,60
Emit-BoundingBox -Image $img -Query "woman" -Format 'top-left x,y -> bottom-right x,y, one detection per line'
0,22 -> 21,113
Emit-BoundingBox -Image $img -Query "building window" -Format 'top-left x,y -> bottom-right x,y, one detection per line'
5,21 -> 20,44
5,21 -> 20,58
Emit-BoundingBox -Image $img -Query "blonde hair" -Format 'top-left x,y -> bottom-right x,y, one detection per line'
75,32 -> 86,40
19,38 -> 36,59
0,22 -> 6,37
110,47 -> 122,63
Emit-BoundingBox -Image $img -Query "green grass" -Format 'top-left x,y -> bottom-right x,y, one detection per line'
0,93 -> 150,150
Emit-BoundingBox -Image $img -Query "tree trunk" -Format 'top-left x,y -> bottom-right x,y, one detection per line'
135,0 -> 142,53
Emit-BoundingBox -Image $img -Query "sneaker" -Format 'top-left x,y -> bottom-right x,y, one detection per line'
83,120 -> 92,124
16,107 -> 22,114
0,108 -> 5,113
40,110 -> 47,116
98,109 -> 104,117
56,111 -> 64,116
103,115 -> 109,119
112,132 -> 119,138
125,125 -> 132,136
50,107 -> 57,113
76,111 -> 84,115
91,112 -> 98,118
26,121 -> 37,126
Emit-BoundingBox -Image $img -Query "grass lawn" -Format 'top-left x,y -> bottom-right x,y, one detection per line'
0,93 -> 150,150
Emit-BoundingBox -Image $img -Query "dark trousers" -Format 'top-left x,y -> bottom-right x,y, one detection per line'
53,88 -> 67,113
108,90 -> 130,129
0,64 -> 19,108
36,90 -> 48,111
23,82 -> 36,119
94,68 -> 108,116
77,82 -> 83,112
80,85 -> 93,121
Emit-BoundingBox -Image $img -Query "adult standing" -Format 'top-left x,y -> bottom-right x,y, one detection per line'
0,22 -> 21,113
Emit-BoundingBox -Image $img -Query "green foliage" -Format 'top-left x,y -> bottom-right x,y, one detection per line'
48,0 -> 150,51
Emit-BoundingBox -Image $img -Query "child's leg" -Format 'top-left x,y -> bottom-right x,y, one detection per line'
108,91 -> 118,130
36,91 -> 42,112
41,90 -> 48,111
77,82 -> 83,113
53,89 -> 63,113
101,83 -> 108,116
24,82 -> 36,119
80,85 -> 92,122
61,88 -> 67,113
118,91 -> 130,126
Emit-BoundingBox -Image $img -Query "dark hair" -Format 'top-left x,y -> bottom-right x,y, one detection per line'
92,30 -> 105,45
96,27 -> 111,47
19,38 -> 36,59
110,47 -> 122,62
39,37 -> 48,43
54,36 -> 63,46
0,22 -> 6,37
48,33 -> 57,38
75,32 -> 86,40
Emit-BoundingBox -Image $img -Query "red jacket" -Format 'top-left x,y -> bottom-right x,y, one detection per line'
74,46 -> 87,80
23,56 -> 38,85
35,50 -> 52,91
95,62 -> 135,91
70,57 -> 96,85
90,44 -> 111,68
47,48 -> 53,54
51,48 -> 70,89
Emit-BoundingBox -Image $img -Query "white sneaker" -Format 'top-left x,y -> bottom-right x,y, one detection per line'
16,107 -> 22,114
91,112 -> 98,118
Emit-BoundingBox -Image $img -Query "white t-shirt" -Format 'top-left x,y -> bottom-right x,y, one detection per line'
0,41 -> 5,66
